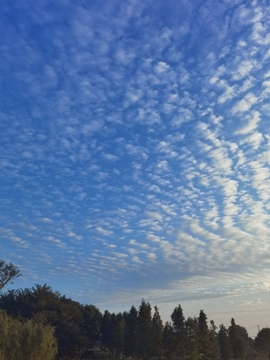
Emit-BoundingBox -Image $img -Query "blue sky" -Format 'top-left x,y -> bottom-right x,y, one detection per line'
1,0 -> 270,335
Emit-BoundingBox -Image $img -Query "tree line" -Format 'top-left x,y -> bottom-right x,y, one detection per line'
1,260 -> 270,360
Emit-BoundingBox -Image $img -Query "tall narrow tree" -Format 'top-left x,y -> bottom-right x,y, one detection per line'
111,313 -> 125,360
171,304 -> 186,359
101,310 -> 113,359
198,310 -> 210,359
185,316 -> 200,360
198,310 -> 219,359
137,300 -> 153,360
229,318 -> 248,360
218,324 -> 232,360
152,306 -> 163,359
163,321 -> 175,360
124,306 -> 138,359
209,320 -> 221,360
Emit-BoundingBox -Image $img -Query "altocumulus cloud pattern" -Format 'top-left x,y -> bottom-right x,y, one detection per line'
1,0 -> 270,323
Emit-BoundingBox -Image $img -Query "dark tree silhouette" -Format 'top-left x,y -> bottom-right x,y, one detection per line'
0,260 -> 21,290
218,324 -> 232,360
171,304 -> 186,359
124,305 -> 138,359
229,318 -> 249,360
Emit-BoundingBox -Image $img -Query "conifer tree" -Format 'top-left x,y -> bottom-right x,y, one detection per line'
101,310 -> 113,358
111,313 -> 125,359
229,318 -> 248,360
124,306 -> 138,359
163,321 -> 176,360
152,306 -> 163,359
137,299 -> 153,360
83,304 -> 102,346
185,316 -> 200,360
218,324 -> 232,360
209,320 -> 221,360
198,310 -> 220,360
198,310 -> 210,359
171,304 -> 186,359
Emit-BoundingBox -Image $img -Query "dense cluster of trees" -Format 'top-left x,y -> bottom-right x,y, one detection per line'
0,261 -> 57,359
0,310 -> 57,360
0,284 -> 102,359
1,260 -> 270,360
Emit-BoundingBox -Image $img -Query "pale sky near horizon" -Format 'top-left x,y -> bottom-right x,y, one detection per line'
1,0 -> 270,338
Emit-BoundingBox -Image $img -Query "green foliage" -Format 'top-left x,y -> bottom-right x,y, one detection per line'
163,321 -> 176,359
254,328 -> 270,359
111,313 -> 125,356
0,284 -> 102,358
0,310 -> 19,359
0,310 -> 57,360
19,319 -> 58,360
229,318 -> 249,360
185,316 -> 200,360
198,310 -> 211,359
0,260 -> 21,291
152,306 -> 163,359
171,304 -> 186,359
101,310 -> 113,352
208,320 -> 221,360
124,305 -> 138,358
137,299 -> 153,359
84,304 -> 102,342
218,324 -> 232,360
254,327 -> 270,357
197,310 -> 221,360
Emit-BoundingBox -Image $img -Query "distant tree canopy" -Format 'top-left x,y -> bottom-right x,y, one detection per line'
0,266 -> 266,360
0,260 -> 21,291
255,327 -> 270,356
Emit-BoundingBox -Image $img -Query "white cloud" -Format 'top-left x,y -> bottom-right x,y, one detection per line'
147,253 -> 157,262
154,61 -> 170,74
218,82 -> 235,103
232,60 -> 254,80
232,93 -> 258,114
96,227 -> 113,236
234,111 -> 261,135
